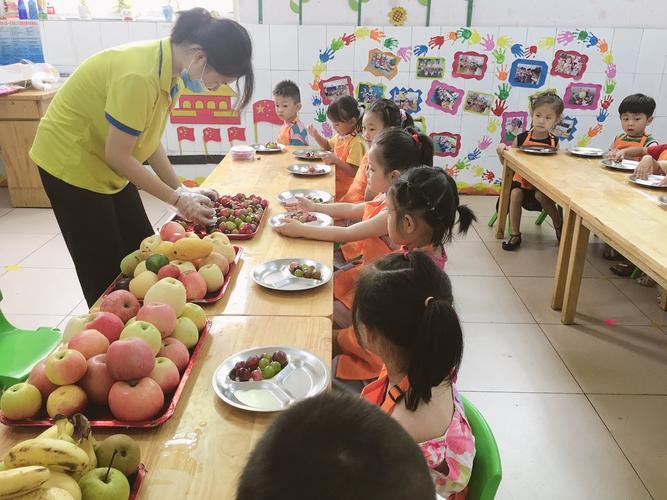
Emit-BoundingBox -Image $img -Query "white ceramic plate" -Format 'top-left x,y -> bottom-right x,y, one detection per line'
252,258 -> 332,291
268,211 -> 333,228
287,163 -> 332,176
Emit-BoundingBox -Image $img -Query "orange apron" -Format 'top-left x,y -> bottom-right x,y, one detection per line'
340,153 -> 369,203
513,131 -> 556,190
334,194 -> 391,380
276,121 -> 293,146
612,134 -> 648,150
333,134 -> 359,200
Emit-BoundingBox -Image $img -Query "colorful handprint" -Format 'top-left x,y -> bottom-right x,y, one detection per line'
429,35 -> 445,50
496,64 -> 508,81
472,165 -> 485,177
556,31 -> 574,45
605,63 -> 617,79
492,99 -> 508,117
355,27 -> 370,39
585,33 -> 599,48
467,148 -> 482,161
445,165 -> 459,177
315,108 -> 327,123
487,118 -> 500,133
370,28 -> 385,41
588,124 -> 603,137
413,45 -> 429,57
601,95 -> 613,110
523,45 -> 538,58
597,39 -> 608,53
311,95 -> 322,107
310,77 -> 321,91
321,122 -> 334,139
510,43 -> 524,58
478,136 -> 493,150
341,33 -> 356,46
604,79 -> 616,94
455,158 -> 471,170
597,108 -> 609,123
312,61 -> 326,77
330,38 -> 344,52
482,170 -> 496,183
538,36 -> 555,49
397,46 -> 412,62
577,135 -> 592,147
469,31 -> 481,45
495,83 -> 511,101
491,48 -> 506,64
480,34 -> 495,51
602,52 -> 614,65
319,48 -> 335,63
497,35 -> 512,48
446,31 -> 458,42
384,37 -> 399,50
457,28 -> 473,41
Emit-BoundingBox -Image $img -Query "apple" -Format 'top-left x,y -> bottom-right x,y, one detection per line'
149,357 -> 180,394
68,329 -> 109,359
27,360 -> 58,400
106,338 -> 155,381
202,252 -> 229,276
160,222 -> 186,243
171,317 -> 199,349
45,349 -> 87,385
179,303 -> 207,332
46,385 -> 87,417
157,263 -> 180,280
95,434 -> 141,476
136,303 -> 177,338
158,338 -> 190,372
204,232 -> 231,245
144,278 -> 187,316
140,234 -> 162,257
0,383 -> 42,420
120,250 -> 143,277
62,314 -> 90,343
198,264 -> 224,293
119,321 -> 162,355
108,378 -> 164,421
218,243 -> 236,263
100,290 -> 140,324
85,312 -> 124,343
125,317 -> 136,326
78,467 -> 130,500
170,260 -> 196,274
133,260 -> 148,278
178,271 -> 207,300
129,271 -> 158,300
78,354 -> 115,406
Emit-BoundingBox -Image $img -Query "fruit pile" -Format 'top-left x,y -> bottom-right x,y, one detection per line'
264,141 -> 279,149
305,194 -> 324,203
283,211 -> 317,223
306,165 -> 325,174
113,223 -> 236,302
0,414 -> 141,500
288,262 -> 322,280
0,283 -> 207,423
229,351 -> 288,382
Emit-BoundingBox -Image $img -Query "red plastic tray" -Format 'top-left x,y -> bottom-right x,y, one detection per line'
103,246 -> 243,304
129,464 -> 146,500
0,322 -> 211,429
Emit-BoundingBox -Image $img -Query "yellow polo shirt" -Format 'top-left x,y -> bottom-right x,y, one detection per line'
30,38 -> 178,194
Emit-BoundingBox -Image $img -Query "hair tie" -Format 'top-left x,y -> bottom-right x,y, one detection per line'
412,133 -> 419,145
424,296 -> 434,307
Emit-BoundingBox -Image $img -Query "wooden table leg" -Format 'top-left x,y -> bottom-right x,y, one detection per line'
561,215 -> 590,324
496,160 -> 514,239
551,206 -> 574,311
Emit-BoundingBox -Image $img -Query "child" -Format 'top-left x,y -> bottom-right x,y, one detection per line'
608,93 -> 657,153
273,80 -> 308,147
236,392 -> 437,500
497,92 -> 564,250
308,95 -> 365,200
355,251 -> 475,499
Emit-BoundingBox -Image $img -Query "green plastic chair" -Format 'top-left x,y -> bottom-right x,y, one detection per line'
461,395 -> 502,500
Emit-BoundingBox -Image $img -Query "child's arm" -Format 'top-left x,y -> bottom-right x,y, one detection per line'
321,153 -> 358,178
286,195 -> 366,220
611,146 -> 647,161
307,125 -> 332,150
274,210 -> 388,242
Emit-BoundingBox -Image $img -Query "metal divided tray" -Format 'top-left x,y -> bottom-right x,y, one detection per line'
292,149 -> 326,160
287,163 -> 331,176
569,147 -> 605,157
252,258 -> 332,291
518,145 -> 558,155
277,189 -> 333,205
601,159 -> 639,171
268,211 -> 333,228
629,174 -> 667,189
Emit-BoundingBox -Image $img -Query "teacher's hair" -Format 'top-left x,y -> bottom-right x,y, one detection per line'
172,8 -> 254,109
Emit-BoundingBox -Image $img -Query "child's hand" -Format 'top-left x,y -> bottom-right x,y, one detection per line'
307,124 -> 319,137
496,143 -> 508,159
273,218 -> 303,238
320,152 -> 338,165
285,194 -> 316,213
608,149 -> 624,162
634,156 -> 654,179
658,176 -> 667,187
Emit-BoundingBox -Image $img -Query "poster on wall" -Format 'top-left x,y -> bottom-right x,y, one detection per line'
170,86 -> 241,125
0,20 -> 44,65
319,75 -> 354,105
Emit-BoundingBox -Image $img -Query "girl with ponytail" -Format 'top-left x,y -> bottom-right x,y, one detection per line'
355,251 -> 475,499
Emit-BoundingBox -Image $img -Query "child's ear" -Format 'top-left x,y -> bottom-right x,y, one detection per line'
403,213 -> 417,234
648,116 -> 654,125
296,102 -> 302,112
390,169 -> 402,180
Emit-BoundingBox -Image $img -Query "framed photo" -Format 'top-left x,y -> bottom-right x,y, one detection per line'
431,132 -> 461,157
553,115 -> 578,141
412,116 -> 427,134
528,88 -> 558,110
356,82 -> 386,104
463,91 -> 494,115
389,87 -> 423,114
508,59 -> 548,88
416,57 -> 445,79
452,51 -> 488,80
365,48 -> 399,80
500,111 -> 529,146
426,80 -> 464,115
550,50 -> 589,80
564,82 -> 602,110
318,75 -> 354,105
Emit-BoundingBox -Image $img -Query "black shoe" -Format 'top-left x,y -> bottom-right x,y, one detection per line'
502,233 -> 522,251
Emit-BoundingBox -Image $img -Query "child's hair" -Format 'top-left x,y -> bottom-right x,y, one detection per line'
373,127 -> 434,170
389,166 -> 476,245
352,251 -> 463,411
326,95 -> 362,132
618,93 -> 656,117
272,79 -> 301,103
365,98 -> 415,128
236,391 -> 435,500
530,92 -> 564,115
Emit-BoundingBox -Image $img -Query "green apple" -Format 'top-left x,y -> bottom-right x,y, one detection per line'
179,303 -> 206,332
78,467 -> 130,500
140,234 -> 162,257
144,278 -> 187,316
171,317 -> 199,349
198,264 -> 224,293
129,271 -> 158,300
120,320 -> 162,355
0,382 -> 42,420
133,260 -> 148,278
95,434 -> 141,476
63,314 -> 92,343
119,250 -> 142,277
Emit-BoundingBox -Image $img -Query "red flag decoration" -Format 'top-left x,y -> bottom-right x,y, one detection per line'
203,127 -> 222,143
176,126 -> 195,155
252,99 -> 282,125
227,127 -> 247,143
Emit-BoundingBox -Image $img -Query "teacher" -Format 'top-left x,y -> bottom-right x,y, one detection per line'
29,8 -> 254,307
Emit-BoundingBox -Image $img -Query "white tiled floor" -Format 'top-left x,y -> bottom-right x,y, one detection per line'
1,190 -> 665,499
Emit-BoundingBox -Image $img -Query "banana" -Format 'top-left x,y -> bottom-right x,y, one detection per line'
10,487 -> 75,500
70,415 -> 95,480
41,473 -> 80,500
4,439 -> 89,475
36,417 -> 73,441
0,465 -> 50,499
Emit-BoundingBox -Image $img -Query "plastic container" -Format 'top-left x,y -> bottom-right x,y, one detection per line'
229,146 -> 256,161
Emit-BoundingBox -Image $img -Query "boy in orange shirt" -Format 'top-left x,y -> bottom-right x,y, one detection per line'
273,80 -> 308,146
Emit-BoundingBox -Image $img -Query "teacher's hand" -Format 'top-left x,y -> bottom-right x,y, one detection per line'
186,186 -> 220,203
174,188 -> 216,226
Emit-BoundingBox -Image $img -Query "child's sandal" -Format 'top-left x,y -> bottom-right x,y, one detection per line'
502,233 -> 522,251
609,262 -> 634,277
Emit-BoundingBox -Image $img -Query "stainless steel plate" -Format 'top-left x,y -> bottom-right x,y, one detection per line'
252,258 -> 332,291
277,189 -> 333,204
659,195 -> 667,206
568,147 -> 605,157
629,174 -> 667,189
212,345 -> 329,412
251,143 -> 285,153
268,211 -> 333,228
292,149 -> 326,160
287,163 -> 332,176
601,159 -> 638,171
518,145 -> 558,155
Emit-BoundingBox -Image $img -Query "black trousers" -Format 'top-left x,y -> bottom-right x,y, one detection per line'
39,168 -> 154,308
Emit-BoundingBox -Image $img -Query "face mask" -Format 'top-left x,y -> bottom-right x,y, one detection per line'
181,59 -> 207,93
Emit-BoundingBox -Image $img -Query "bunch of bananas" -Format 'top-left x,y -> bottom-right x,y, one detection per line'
0,414 -> 96,500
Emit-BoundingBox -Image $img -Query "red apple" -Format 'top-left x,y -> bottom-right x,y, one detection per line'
106,338 -> 156,381
178,271 -> 207,300
100,290 -> 140,324
136,303 -> 177,338
27,360 -> 58,400
78,354 -> 115,406
149,357 -> 180,394
108,378 -> 164,422
45,349 -> 87,385
159,222 -> 186,243
157,264 -> 180,280
158,338 -> 190,372
68,329 -> 110,359
46,385 -> 88,417
85,311 -> 124,343
202,252 -> 229,276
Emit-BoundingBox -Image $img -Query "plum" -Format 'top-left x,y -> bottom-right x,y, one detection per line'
246,355 -> 260,370
273,351 -> 288,367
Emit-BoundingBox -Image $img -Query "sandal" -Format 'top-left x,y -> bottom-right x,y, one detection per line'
610,262 -> 635,277
502,233 -> 522,251
602,245 -> 621,260
636,274 -> 656,287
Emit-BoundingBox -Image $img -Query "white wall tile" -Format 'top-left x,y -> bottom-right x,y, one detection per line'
271,70 -> 300,91
246,24 -> 270,70
633,74 -> 663,108
253,69 -> 274,102
70,22 -> 103,63
156,22 -> 172,38
99,21 -> 129,49
127,21 -> 158,42
611,28 -> 641,75
298,25 -> 326,70
41,21 -> 76,67
269,25 -> 299,71
636,29 -> 667,74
